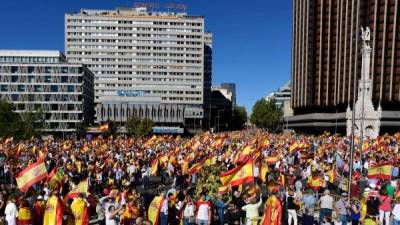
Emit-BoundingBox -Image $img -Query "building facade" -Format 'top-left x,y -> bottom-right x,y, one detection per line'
65,7 -> 212,129
0,50 -> 94,132
290,0 -> 400,133
266,80 -> 293,118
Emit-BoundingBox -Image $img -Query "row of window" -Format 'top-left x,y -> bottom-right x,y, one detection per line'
0,56 -> 60,64
3,75 -> 82,83
0,66 -> 82,74
0,85 -> 77,92
67,19 -> 202,27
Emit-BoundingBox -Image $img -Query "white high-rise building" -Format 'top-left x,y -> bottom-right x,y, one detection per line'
65,7 -> 212,130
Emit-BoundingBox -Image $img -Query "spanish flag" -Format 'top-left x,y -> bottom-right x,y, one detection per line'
151,159 -> 159,176
18,207 -> 33,225
148,196 -> 165,225
266,156 -> 279,165
70,197 -> 89,225
219,159 -> 254,187
64,179 -> 89,202
218,185 -> 231,194
16,160 -> 48,192
362,142 -> 370,154
327,170 -> 337,183
203,156 -> 217,167
188,161 -> 203,175
306,176 -> 323,190
43,196 -> 64,225
289,142 -> 299,154
260,195 -> 282,225
260,163 -> 269,183
368,164 -> 393,180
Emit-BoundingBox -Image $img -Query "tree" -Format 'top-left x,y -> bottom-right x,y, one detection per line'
16,110 -> 44,139
230,106 -> 248,130
0,100 -> 20,138
105,120 -> 118,137
75,122 -> 88,139
135,118 -> 154,137
250,99 -> 283,131
125,116 -> 141,136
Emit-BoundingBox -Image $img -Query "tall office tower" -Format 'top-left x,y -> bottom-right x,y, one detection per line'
0,50 -> 94,132
220,83 -> 236,106
290,0 -> 400,133
65,7 -> 212,131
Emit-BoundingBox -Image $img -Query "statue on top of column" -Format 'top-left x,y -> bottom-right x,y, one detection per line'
361,26 -> 370,46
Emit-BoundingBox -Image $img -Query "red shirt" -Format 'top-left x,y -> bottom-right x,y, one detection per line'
379,195 -> 391,211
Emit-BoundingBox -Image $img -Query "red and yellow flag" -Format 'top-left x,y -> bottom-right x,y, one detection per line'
219,159 -> 254,187
148,196 -> 165,225
64,179 -> 89,202
327,170 -> 337,183
266,156 -> 279,165
151,159 -> 159,176
43,196 -> 64,225
368,164 -> 393,180
18,207 -> 33,225
260,196 -> 282,225
16,160 -> 48,192
188,161 -> 203,175
70,197 -> 89,225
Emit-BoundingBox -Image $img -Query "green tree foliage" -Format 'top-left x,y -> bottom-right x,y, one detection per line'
135,118 -> 154,137
125,116 -> 141,136
105,120 -> 118,137
16,110 -> 44,139
230,106 -> 248,130
250,99 -> 283,131
0,101 -> 20,137
75,122 -> 88,139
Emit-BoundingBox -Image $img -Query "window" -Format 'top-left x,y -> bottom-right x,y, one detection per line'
11,66 -> 18,73
62,67 -> 69,73
28,66 -> 35,74
51,85 -> 58,92
18,85 -> 25,91
45,67 -> 53,73
67,85 -> 75,92
61,76 -> 68,83
11,76 -> 18,82
0,85 -> 8,91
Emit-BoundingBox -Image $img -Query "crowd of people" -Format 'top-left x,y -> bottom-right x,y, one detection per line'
0,130 -> 399,225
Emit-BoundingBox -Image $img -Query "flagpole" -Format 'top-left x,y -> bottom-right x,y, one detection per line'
348,0 -> 360,199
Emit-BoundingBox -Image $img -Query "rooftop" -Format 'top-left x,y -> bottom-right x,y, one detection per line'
67,7 -> 203,20
0,50 -> 63,58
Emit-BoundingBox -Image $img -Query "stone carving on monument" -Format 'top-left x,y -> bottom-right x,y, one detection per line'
346,27 -> 381,139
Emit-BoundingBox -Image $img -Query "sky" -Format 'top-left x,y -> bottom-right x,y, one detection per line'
0,0 -> 292,112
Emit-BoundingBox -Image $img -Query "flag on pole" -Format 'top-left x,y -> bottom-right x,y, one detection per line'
16,160 -> 48,192
148,196 -> 165,225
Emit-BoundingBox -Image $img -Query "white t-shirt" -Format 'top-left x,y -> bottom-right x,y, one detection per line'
392,204 -> 400,220
320,195 -> 334,209
4,202 -> 18,225
196,203 -> 210,221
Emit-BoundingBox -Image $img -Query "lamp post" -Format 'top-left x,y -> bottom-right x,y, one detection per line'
348,0 -> 360,199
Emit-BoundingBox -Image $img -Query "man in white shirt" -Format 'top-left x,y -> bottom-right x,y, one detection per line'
318,189 -> 334,224
241,196 -> 263,225
4,197 -> 18,225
